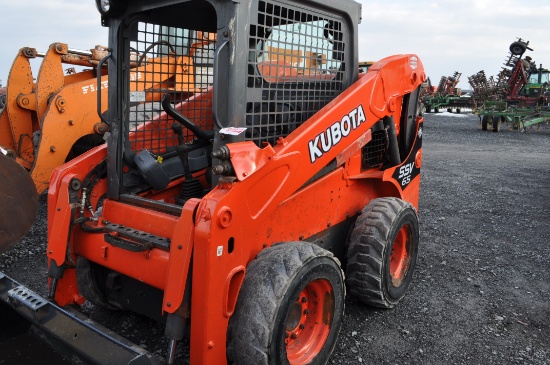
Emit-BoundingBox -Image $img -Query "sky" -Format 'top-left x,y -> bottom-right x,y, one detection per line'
1,0 -> 549,90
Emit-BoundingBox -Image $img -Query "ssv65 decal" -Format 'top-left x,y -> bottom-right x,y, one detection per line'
392,124 -> 423,189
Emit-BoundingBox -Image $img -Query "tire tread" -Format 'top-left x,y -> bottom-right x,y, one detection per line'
346,198 -> 414,308
227,241 -> 344,364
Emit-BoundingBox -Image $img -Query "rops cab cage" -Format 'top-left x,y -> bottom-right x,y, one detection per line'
101,0 -> 356,200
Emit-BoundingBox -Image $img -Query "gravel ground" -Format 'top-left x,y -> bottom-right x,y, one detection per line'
1,111 -> 549,364
330,112 -> 550,365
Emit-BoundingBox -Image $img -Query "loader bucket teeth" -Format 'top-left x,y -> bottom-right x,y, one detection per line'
0,153 -> 38,254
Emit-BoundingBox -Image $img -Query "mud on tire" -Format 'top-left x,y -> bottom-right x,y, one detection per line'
346,197 -> 419,308
227,241 -> 345,365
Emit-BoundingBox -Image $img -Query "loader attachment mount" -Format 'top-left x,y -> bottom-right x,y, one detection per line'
0,153 -> 38,254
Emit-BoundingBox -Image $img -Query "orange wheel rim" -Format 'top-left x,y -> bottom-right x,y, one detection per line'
285,279 -> 333,364
389,225 -> 411,287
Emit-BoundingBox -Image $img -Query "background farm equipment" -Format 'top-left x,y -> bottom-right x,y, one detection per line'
422,71 -> 472,113
358,60 -> 375,73
0,87 -> 6,114
0,44 -> 110,194
469,38 -> 550,132
467,70 -> 499,112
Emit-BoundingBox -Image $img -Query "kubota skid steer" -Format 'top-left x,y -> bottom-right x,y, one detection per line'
2,0 -> 426,363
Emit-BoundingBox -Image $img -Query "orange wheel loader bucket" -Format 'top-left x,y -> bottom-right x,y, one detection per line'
0,153 -> 38,254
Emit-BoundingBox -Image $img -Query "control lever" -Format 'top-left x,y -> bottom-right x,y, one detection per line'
171,122 -> 204,205
162,94 -> 214,142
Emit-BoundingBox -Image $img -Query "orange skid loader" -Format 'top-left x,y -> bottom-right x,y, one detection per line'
42,0 -> 424,363
0,44 -> 110,194
0,34 -> 215,196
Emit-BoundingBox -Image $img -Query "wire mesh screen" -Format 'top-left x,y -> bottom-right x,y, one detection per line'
127,22 -> 215,155
246,0 -> 347,145
362,130 -> 388,169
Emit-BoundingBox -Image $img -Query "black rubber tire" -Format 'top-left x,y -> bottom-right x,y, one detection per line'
481,115 -> 490,131
346,197 -> 419,308
492,115 -> 501,132
418,103 -> 425,116
76,257 -> 120,310
227,241 -> 345,365
65,134 -> 105,162
509,41 -> 527,56
447,108 -> 452,113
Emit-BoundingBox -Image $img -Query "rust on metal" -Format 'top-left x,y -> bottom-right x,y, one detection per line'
0,153 -> 38,254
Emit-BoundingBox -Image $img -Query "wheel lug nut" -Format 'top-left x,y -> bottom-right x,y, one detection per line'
301,297 -> 307,303
299,324 -> 305,330
291,333 -> 298,339
303,309 -> 309,315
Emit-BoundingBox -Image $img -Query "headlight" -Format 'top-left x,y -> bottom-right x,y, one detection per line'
98,0 -> 110,13
95,0 -> 126,16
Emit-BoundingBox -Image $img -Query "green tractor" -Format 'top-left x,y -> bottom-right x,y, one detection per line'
472,38 -> 550,132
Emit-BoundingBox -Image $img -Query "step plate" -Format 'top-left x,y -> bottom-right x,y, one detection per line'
8,286 -> 48,311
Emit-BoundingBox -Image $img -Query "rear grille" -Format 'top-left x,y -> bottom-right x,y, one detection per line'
362,130 -> 388,169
